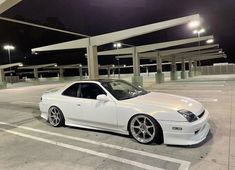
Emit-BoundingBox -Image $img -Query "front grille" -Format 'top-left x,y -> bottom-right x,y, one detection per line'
198,110 -> 205,118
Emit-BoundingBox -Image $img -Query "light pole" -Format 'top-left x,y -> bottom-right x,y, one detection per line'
3,45 -> 15,82
3,45 -> 15,65
113,42 -> 122,78
193,28 -> 205,75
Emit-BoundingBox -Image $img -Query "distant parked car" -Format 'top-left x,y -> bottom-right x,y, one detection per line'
39,79 -> 210,145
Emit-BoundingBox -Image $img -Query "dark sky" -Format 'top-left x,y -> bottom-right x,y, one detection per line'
0,0 -> 234,67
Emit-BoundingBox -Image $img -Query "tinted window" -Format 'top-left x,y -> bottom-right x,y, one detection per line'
79,83 -> 106,99
62,83 -> 80,97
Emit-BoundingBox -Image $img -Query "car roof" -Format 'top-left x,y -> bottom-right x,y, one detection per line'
74,79 -> 122,83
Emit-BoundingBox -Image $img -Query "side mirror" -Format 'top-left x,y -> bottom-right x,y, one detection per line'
96,94 -> 109,102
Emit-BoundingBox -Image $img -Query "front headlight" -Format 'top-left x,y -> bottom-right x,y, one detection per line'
178,109 -> 198,122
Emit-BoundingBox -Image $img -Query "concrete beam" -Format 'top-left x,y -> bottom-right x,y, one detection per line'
116,44 -> 219,59
99,36 -> 214,56
91,14 -> 200,46
163,49 -> 222,61
0,0 -> 22,14
0,62 -> 22,69
18,63 -> 57,69
137,36 -> 213,53
32,14 -> 200,52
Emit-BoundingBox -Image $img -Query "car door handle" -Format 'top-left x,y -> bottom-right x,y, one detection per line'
77,104 -> 81,106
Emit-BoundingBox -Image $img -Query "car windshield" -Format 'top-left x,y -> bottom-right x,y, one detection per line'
101,80 -> 149,100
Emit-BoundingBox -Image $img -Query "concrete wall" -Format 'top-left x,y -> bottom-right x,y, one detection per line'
201,64 -> 235,75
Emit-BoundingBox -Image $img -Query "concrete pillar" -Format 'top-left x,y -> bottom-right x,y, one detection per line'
146,67 -> 149,76
188,58 -> 194,77
181,57 -> 187,79
107,67 -> 111,78
170,56 -> 177,80
112,68 -> 115,77
59,67 -> 64,78
0,69 -> 6,88
197,60 -> 202,75
132,47 -> 143,87
193,61 -> 197,76
0,69 -> 5,82
79,66 -> 83,80
155,53 -> 164,83
33,68 -> 38,79
87,45 -> 99,79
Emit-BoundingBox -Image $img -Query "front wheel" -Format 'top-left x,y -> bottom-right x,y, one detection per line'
129,114 -> 161,144
48,106 -> 65,127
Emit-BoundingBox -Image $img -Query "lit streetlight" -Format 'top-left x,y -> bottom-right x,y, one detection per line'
113,42 -> 122,48
192,28 -> 205,70
193,28 -> 205,35
3,45 -> 15,82
113,42 -> 122,78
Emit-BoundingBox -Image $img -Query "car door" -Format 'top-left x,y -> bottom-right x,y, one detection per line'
58,83 -> 84,125
78,83 -> 117,130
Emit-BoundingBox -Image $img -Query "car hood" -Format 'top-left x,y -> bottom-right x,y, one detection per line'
123,92 -> 204,116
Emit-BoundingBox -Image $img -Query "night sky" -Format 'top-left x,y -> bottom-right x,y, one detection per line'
0,0 -> 234,69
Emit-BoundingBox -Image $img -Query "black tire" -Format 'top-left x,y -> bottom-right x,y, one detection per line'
128,114 -> 163,144
48,106 -> 65,127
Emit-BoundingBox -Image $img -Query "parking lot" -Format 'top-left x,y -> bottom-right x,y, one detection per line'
0,74 -> 234,170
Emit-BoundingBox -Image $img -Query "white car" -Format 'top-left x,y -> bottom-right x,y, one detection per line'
39,79 -> 210,145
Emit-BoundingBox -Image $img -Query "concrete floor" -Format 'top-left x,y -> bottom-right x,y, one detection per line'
0,74 -> 234,170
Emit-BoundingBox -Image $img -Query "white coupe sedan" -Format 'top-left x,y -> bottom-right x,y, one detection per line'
39,79 -> 210,145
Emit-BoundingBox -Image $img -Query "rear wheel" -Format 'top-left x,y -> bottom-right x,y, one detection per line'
48,106 -> 65,127
129,114 -> 161,144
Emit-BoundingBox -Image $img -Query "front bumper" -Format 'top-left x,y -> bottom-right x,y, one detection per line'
39,101 -> 49,120
159,109 -> 210,145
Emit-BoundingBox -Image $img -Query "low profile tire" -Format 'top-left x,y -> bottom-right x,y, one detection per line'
48,106 -> 65,127
129,114 -> 162,144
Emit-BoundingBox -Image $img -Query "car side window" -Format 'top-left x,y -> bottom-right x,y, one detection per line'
62,83 -> 80,97
79,83 -> 106,100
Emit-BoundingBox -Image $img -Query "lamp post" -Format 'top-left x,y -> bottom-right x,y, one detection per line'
3,45 -> 15,65
113,42 -> 122,78
3,45 -> 15,82
193,28 -> 205,74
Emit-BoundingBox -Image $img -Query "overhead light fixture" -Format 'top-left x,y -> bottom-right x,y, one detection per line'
3,45 -> 15,50
188,21 -> 200,28
54,64 -> 58,67
113,42 -> 122,48
19,63 -> 23,67
206,39 -> 214,44
193,28 -> 205,34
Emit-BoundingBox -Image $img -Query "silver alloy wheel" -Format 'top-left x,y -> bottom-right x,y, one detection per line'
130,115 -> 156,144
48,107 -> 61,126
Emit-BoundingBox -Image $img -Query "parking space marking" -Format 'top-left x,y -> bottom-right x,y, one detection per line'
193,98 -> 218,102
0,127 -> 163,170
0,121 -> 190,170
11,101 -> 37,104
160,84 -> 224,87
154,90 -> 222,93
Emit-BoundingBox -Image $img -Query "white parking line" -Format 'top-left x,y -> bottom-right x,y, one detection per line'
0,122 -> 190,170
154,90 -> 222,93
194,98 -> 218,102
161,84 -> 224,87
0,127 -> 163,170
11,101 -> 37,104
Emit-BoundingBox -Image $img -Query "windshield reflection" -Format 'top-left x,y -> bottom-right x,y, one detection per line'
101,80 -> 148,100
